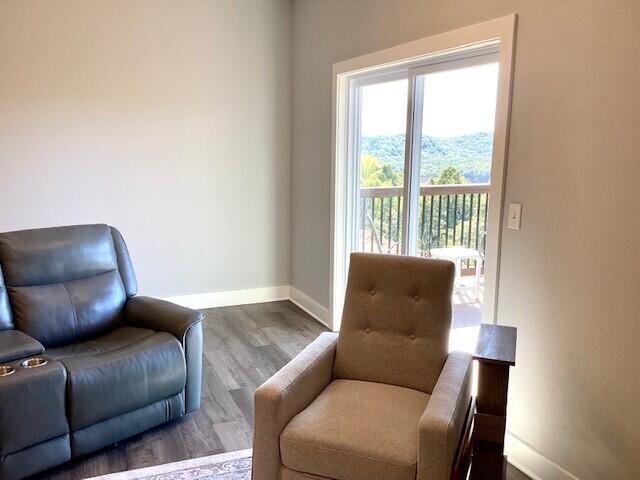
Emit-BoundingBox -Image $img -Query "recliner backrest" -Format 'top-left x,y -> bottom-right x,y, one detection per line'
333,253 -> 455,394
0,224 -> 138,347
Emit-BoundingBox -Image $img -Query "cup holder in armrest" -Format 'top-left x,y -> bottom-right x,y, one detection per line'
0,365 -> 16,377
20,357 -> 48,369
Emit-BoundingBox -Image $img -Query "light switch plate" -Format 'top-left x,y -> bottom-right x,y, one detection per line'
508,203 -> 522,230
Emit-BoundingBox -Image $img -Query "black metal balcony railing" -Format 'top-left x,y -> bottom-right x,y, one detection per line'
359,183 -> 489,268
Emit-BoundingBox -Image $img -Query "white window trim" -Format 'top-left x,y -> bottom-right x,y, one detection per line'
330,14 -> 517,330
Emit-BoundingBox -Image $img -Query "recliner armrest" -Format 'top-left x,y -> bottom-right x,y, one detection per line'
0,329 -> 44,363
252,331 -> 338,480
418,351 -> 473,480
124,296 -> 204,341
125,296 -> 204,414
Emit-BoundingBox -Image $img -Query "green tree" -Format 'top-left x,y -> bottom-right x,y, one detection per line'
360,155 -> 403,251
430,166 -> 467,185
360,154 -> 402,187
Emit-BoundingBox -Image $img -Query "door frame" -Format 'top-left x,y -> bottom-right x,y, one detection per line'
330,14 -> 517,330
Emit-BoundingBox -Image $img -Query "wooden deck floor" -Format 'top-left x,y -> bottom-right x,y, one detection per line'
37,300 -> 528,480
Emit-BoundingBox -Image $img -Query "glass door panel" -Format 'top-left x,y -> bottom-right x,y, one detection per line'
411,58 -> 498,257
407,55 -> 499,351
355,78 -> 408,255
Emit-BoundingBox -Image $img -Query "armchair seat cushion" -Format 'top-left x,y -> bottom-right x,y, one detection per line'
56,329 -> 187,430
280,379 -> 430,480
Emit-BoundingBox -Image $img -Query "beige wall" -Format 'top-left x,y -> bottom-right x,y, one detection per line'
291,1 -> 640,478
0,0 -> 291,297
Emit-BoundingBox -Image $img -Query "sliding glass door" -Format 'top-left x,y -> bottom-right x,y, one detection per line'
348,48 -> 500,346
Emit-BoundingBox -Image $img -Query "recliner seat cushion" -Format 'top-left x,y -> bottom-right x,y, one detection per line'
59,331 -> 187,430
46,326 -> 155,360
280,379 -> 430,480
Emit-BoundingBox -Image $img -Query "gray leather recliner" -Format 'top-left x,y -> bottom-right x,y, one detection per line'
0,224 -> 204,480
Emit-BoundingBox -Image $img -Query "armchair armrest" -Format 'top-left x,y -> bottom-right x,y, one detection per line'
125,296 -> 204,414
418,351 -> 473,480
252,332 -> 338,480
0,330 -> 44,363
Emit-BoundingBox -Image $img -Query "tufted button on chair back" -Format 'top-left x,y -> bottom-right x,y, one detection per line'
333,252 -> 455,393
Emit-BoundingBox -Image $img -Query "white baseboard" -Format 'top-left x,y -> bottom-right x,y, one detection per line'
165,285 -> 331,329
166,285 -> 290,310
288,286 -> 331,328
506,432 -> 577,480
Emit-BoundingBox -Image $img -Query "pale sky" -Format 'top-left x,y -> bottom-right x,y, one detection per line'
361,62 -> 499,137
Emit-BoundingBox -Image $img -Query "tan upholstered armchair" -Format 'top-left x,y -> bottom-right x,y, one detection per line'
253,253 -> 473,480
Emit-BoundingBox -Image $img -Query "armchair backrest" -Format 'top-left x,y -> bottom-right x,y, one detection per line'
333,253 -> 455,394
0,224 -> 137,347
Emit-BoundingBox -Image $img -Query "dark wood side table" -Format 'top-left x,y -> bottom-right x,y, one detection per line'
470,324 -> 517,480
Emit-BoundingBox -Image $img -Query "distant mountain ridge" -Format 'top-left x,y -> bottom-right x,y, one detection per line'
361,132 -> 493,183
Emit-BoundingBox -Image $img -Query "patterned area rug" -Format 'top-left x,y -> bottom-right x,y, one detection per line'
86,449 -> 252,480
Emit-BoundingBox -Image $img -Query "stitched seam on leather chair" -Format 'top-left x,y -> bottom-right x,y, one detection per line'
50,330 -> 157,360
0,432 -> 70,459
62,282 -> 79,339
69,394 -> 182,438
5,268 -> 119,289
181,320 -> 201,346
280,437 -> 417,468
63,335 -> 180,372
110,228 -> 131,294
180,320 -> 201,411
